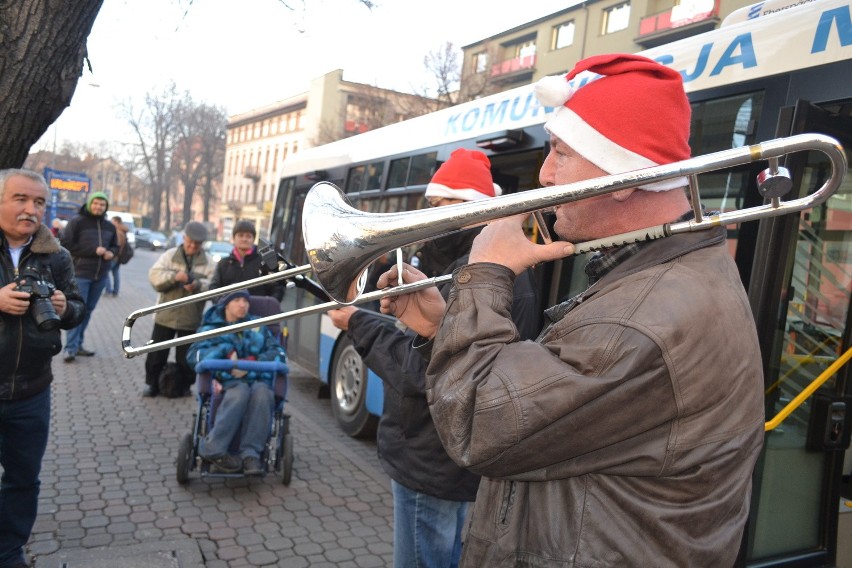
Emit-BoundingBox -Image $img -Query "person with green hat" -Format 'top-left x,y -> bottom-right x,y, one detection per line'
60,191 -> 118,362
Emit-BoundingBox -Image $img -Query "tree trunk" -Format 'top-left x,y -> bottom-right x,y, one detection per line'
0,0 -> 104,168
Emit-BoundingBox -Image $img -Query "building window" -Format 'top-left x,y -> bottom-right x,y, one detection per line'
552,21 -> 575,49
512,40 -> 536,59
473,51 -> 488,74
603,2 -> 631,34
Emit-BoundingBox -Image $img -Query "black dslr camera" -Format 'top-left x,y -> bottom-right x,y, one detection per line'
15,270 -> 61,332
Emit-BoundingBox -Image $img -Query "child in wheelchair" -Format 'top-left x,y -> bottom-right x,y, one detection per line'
186,289 -> 287,475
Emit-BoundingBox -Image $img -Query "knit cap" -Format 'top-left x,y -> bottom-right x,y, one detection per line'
220,289 -> 250,306
86,191 -> 109,212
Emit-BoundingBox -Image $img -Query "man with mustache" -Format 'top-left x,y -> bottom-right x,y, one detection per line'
0,169 -> 84,568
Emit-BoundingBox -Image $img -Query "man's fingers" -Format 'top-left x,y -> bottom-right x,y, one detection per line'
534,241 -> 576,264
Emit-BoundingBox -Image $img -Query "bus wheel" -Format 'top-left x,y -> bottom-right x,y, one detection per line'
330,336 -> 378,439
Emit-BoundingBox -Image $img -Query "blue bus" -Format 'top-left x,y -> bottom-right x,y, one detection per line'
270,2 -> 852,565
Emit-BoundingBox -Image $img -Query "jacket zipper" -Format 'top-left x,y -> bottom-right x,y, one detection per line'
10,256 -> 26,397
96,220 -> 104,278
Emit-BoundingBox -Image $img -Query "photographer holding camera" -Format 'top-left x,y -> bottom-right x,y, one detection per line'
143,221 -> 215,398
0,169 -> 84,568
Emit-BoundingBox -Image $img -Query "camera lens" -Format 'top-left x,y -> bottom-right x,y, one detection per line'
31,298 -> 61,331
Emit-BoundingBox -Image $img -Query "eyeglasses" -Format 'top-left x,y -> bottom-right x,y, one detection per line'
427,197 -> 465,208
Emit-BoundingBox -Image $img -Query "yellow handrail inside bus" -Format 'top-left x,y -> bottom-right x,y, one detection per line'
765,346 -> 852,431
767,335 -> 841,396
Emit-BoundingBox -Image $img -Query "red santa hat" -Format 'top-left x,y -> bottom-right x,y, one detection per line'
534,53 -> 691,191
424,148 -> 502,201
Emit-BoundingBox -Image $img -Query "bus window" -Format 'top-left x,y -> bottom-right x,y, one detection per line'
387,157 -> 409,189
408,152 -> 437,186
386,152 -> 437,189
345,165 -> 366,193
691,93 -> 764,155
345,161 -> 385,193
690,92 -> 765,253
366,161 -> 384,189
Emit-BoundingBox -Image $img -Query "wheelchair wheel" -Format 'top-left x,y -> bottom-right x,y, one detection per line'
280,432 -> 293,485
176,432 -> 194,484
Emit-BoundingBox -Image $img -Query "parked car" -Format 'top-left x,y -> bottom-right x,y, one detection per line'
203,241 -> 233,265
166,232 -> 183,249
133,228 -> 152,248
135,229 -> 168,250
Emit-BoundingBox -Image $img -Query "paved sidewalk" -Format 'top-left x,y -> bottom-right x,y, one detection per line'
27,254 -> 394,567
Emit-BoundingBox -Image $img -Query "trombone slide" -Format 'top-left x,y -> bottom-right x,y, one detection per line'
121,133 -> 846,357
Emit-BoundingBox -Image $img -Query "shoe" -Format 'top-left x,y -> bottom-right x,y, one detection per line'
242,456 -> 264,476
76,348 -> 95,357
203,454 -> 242,473
142,385 -> 159,398
63,353 -> 75,363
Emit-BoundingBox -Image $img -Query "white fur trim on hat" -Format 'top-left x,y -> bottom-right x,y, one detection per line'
424,182 -> 502,201
534,75 -> 575,107
545,108 -> 688,191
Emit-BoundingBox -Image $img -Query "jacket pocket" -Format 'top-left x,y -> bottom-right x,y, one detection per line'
498,480 -> 517,526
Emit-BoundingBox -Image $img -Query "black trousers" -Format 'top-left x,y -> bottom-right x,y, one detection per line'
144,323 -> 196,389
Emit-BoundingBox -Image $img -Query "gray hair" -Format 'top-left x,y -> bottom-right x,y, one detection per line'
0,168 -> 49,201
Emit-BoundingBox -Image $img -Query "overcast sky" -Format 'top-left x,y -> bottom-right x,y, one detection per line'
35,0 -> 572,152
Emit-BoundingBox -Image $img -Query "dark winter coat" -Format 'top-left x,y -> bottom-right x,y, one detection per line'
209,246 -> 284,301
0,225 -> 85,400
344,239 -> 539,502
60,204 -> 119,280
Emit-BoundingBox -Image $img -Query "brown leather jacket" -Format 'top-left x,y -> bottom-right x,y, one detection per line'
426,227 -> 764,567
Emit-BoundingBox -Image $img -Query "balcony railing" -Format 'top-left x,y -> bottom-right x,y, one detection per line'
490,54 -> 537,78
638,0 -> 720,36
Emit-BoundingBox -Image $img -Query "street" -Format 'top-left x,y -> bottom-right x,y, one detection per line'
29,248 -> 394,567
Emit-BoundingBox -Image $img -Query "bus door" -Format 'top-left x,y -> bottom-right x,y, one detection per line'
744,100 -> 852,567
274,183 -> 325,377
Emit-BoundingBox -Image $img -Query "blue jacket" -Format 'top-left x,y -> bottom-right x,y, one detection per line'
186,303 -> 286,387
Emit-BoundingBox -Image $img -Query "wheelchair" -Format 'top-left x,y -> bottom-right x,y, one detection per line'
175,296 -> 293,485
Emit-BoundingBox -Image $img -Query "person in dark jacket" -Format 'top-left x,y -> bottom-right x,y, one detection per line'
328,149 -> 539,568
209,220 -> 284,301
0,169 -> 84,568
60,191 -> 118,362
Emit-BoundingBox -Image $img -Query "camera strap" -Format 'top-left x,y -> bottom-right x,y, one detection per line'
180,247 -> 195,275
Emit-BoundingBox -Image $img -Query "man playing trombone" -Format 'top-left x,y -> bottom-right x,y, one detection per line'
378,54 -> 765,567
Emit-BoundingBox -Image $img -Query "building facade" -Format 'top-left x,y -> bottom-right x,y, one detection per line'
460,0 -> 754,96
220,69 -> 435,240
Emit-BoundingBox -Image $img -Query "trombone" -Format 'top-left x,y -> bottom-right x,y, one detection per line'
121,133 -> 847,358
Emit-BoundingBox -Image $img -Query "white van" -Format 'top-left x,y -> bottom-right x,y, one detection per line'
106,211 -> 137,246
